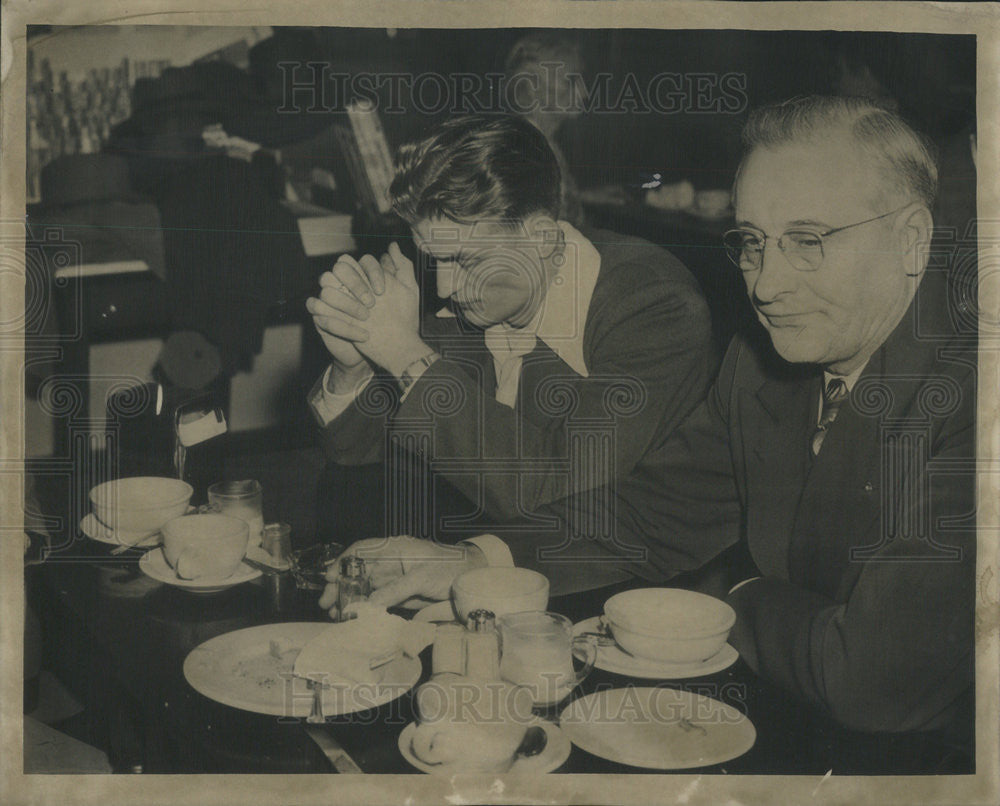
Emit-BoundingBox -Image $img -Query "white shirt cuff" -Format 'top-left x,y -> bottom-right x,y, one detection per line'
460,534 -> 514,568
309,364 -> 374,426
728,576 -> 761,595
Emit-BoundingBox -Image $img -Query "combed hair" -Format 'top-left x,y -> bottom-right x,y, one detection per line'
389,113 -> 562,225
740,95 -> 938,208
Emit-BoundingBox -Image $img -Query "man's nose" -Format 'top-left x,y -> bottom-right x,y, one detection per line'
750,240 -> 798,303
436,262 -> 456,299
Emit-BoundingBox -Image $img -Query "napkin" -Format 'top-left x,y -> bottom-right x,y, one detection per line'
293,607 -> 436,686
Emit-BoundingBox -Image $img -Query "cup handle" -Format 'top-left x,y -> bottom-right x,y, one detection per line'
571,634 -> 598,689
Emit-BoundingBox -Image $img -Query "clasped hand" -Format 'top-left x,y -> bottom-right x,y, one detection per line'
306,242 -> 430,378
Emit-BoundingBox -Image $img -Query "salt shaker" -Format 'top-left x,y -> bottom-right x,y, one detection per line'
464,609 -> 501,680
431,623 -> 467,676
336,556 -> 372,621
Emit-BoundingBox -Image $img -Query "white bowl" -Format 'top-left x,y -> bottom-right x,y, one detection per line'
89,477 -> 193,542
604,588 -> 736,664
161,513 -> 249,580
452,567 -> 549,623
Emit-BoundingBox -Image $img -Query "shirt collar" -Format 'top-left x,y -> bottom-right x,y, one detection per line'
824,361 -> 868,394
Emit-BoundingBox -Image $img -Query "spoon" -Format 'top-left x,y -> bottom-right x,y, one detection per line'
578,616 -> 624,649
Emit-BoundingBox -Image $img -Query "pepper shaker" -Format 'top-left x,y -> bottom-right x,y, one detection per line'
464,609 -> 501,680
336,556 -> 372,621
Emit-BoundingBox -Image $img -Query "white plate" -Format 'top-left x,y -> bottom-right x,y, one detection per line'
573,617 -> 738,679
397,718 -> 570,775
412,600 -> 459,623
183,622 -> 422,717
559,687 -> 755,769
80,513 -> 161,548
139,547 -> 262,593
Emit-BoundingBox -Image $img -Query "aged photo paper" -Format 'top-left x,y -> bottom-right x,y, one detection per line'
1,1 -> 998,805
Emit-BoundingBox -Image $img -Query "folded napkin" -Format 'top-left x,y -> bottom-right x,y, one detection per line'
293,606 -> 436,686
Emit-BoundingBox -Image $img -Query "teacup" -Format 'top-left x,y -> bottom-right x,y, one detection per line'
410,674 -> 535,772
451,567 -> 549,623
161,513 -> 249,580
89,476 -> 192,542
498,611 -> 597,706
604,588 -> 736,663
409,720 -> 527,773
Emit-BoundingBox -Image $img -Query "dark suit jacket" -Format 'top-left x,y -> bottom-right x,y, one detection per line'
507,268 -> 976,735
314,228 -> 716,539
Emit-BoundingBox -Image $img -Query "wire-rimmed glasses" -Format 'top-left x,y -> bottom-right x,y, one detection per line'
722,204 -> 912,272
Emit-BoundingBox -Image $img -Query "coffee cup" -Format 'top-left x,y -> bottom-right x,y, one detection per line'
410,674 -> 535,772
161,513 -> 249,580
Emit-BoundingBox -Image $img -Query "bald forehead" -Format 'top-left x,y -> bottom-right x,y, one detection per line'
735,134 -> 887,226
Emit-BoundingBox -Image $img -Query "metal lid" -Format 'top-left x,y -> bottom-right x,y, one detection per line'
466,609 -> 497,632
340,555 -> 367,578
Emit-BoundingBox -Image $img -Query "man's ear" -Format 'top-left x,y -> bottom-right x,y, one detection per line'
898,204 -> 933,278
526,213 -> 564,260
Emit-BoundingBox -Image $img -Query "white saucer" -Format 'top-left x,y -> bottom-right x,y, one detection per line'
573,617 -> 738,679
559,687 -> 755,769
139,547 -> 262,593
412,600 -> 459,623
397,718 -> 570,775
80,513 -> 161,549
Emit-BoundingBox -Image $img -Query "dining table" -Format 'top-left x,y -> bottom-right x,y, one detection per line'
25,525 -> 971,778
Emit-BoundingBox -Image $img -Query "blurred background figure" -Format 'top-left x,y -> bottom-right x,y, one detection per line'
504,32 -> 588,227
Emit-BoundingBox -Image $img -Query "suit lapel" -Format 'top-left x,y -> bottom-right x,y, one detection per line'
519,340 -> 577,423
785,275 -> 951,597
743,369 -> 820,580
789,376 -> 883,596
423,315 -> 497,393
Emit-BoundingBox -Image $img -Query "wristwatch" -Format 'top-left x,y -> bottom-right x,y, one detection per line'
398,351 -> 441,394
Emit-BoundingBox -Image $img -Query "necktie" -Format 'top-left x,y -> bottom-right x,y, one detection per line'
812,378 -> 849,455
483,325 -> 537,409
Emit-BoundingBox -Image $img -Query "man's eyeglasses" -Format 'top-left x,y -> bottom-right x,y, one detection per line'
722,204 -> 912,272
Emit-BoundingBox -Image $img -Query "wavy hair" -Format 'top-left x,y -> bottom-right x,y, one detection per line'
389,113 -> 561,226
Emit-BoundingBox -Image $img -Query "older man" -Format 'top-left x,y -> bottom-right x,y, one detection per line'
326,97 -> 976,742
306,114 -> 715,544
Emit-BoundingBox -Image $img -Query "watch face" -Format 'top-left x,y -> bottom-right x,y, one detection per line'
399,352 -> 441,392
